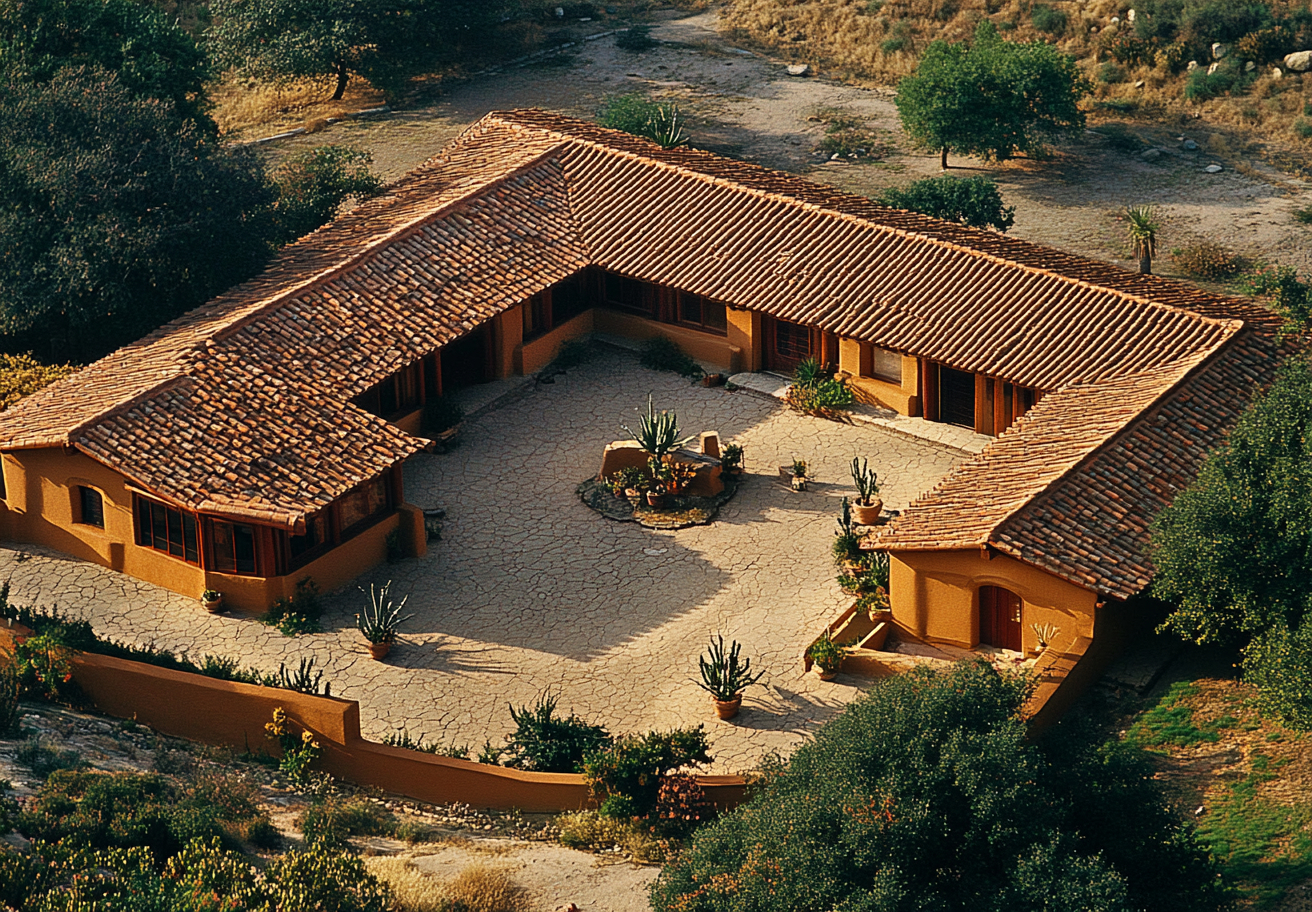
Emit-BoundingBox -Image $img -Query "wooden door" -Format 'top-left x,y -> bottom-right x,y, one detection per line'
766,317 -> 813,373
939,366 -> 976,429
440,324 -> 493,390
979,585 -> 1023,651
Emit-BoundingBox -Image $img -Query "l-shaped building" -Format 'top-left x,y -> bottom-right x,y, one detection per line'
0,110 -> 1283,667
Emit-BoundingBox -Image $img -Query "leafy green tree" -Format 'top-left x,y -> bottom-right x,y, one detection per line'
895,21 -> 1089,169
1152,357 -> 1312,645
208,0 -> 470,100
1243,620 -> 1312,728
268,146 -> 383,245
650,660 -> 1225,912
0,66 -> 274,361
876,175 -> 1015,231
0,0 -> 212,126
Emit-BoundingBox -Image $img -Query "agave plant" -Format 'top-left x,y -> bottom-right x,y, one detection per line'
695,635 -> 765,702
644,102 -> 689,149
357,580 -> 413,645
621,394 -> 695,458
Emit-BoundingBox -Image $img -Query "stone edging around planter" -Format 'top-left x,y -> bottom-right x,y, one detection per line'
576,473 -> 738,530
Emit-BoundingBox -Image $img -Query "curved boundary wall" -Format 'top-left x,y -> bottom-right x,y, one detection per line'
69,652 -> 748,813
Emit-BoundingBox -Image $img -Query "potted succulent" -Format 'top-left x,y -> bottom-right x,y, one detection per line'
613,466 -> 647,506
646,456 -> 674,509
720,442 -> 744,475
806,629 -> 846,680
780,458 -> 808,491
832,498 -> 862,570
1030,622 -> 1060,657
357,580 -> 413,660
201,589 -> 224,613
850,456 -> 882,525
695,635 -> 765,720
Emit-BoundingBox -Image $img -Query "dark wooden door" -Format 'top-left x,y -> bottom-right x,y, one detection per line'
979,586 -> 1023,651
939,366 -> 976,429
766,318 -> 813,373
440,324 -> 493,390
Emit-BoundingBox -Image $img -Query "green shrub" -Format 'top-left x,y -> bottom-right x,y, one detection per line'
639,336 -> 704,380
299,795 -> 397,850
597,94 -> 689,149
785,377 -> 855,415
1171,241 -> 1249,279
264,846 -> 391,912
264,576 -> 323,635
15,738 -> 84,778
1295,119 -> 1312,139
650,660 -> 1226,912
503,693 -> 611,773
0,656 -> 20,736
1240,264 -> 1312,331
1243,620 -> 1312,729
616,24 -> 657,50
557,809 -> 673,862
382,729 -> 471,758
876,174 -> 1015,231
1098,61 -> 1125,83
245,818 -> 283,849
1293,207 -> 1312,225
1031,3 -> 1067,35
583,727 -> 711,818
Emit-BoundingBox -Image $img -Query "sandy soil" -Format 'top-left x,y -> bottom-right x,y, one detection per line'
258,6 -> 1312,280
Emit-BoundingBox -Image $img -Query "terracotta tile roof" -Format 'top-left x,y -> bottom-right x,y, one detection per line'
874,327 -> 1284,599
0,109 -> 1280,533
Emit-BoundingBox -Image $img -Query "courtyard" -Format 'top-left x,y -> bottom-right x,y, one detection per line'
1,346 -> 962,773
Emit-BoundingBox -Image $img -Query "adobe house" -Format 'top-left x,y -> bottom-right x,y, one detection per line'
0,110 -> 1281,630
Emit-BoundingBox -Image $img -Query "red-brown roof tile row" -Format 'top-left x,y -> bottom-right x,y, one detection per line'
0,110 -> 1280,533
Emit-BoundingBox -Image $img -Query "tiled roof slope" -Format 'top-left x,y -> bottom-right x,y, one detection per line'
875,327 -> 1282,599
0,109 -> 1280,531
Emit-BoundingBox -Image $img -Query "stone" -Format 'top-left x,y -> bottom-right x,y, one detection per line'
1187,60 -> 1199,71
1273,67 -> 1283,79
786,63 -> 810,76
1285,50 -> 1312,72
1204,164 -> 1223,173
1134,79 -> 1145,88
1212,42 -> 1226,59
1126,7 -> 1135,20
554,5 -> 563,14
1245,60 -> 1255,72
1208,62 -> 1220,75
1110,15 -> 1120,24
1182,139 -> 1199,150
1139,148 -> 1162,161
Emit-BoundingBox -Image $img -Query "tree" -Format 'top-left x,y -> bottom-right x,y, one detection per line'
1152,357 -> 1312,646
876,175 -> 1015,231
0,66 -> 275,361
0,0 -> 212,127
650,660 -> 1226,912
1125,204 -> 1159,274
208,0 -> 465,100
895,21 -> 1089,169
268,146 -> 383,245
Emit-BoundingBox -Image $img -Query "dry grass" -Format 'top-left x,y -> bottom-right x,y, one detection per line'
365,858 -> 532,912
212,76 -> 388,141
556,810 -> 672,863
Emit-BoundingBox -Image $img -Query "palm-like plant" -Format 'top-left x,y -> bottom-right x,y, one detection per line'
1125,205 -> 1159,275
696,635 -> 765,701
622,394 -> 695,458
645,102 -> 689,149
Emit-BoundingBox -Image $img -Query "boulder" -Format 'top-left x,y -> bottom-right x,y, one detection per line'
1182,138 -> 1199,150
1284,50 -> 1312,71
1204,164 -> 1223,173
1273,67 -> 1284,79
1212,42 -> 1227,58
1208,62 -> 1220,74
1127,8 -> 1136,21
1186,60 -> 1199,71
787,63 -> 811,76
1140,148 -> 1162,161
1245,60 -> 1255,71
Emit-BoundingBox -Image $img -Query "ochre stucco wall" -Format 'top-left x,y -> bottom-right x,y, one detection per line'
0,447 -> 416,614
593,310 -> 743,372
889,550 -> 1098,651
71,650 -> 747,813
517,309 -> 597,375
838,340 -> 922,415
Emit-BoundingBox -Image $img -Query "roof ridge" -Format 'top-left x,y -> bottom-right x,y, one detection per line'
487,110 -> 1250,334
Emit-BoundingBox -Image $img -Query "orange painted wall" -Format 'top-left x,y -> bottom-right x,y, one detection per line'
837,340 -> 921,415
517,309 -> 597,375
889,550 -> 1098,652
594,310 -> 743,372
727,307 -> 761,372
71,651 -> 747,813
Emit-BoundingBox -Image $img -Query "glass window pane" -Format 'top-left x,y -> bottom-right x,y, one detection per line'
212,520 -> 234,572
151,503 -> 168,551
234,525 -> 257,575
679,293 -> 701,324
704,300 -> 727,332
183,514 -> 198,563
136,498 -> 150,545
166,508 -> 184,556
868,347 -> 902,383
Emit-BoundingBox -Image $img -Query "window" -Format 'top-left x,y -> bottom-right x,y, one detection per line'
289,513 -> 328,562
209,519 -> 258,575
862,344 -> 902,384
603,272 -> 650,316
338,476 -> 389,533
551,273 -> 589,324
356,363 -> 422,419
523,292 -> 550,342
134,496 -> 199,565
774,320 -> 812,362
677,292 -> 727,334
78,487 -> 104,528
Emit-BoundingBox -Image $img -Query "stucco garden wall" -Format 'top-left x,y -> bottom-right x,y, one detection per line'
70,650 -> 747,813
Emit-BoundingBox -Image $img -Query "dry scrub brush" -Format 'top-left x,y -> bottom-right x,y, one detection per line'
365,858 -> 532,912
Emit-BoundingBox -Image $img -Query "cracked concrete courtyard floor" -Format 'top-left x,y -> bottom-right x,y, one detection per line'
1,348 -> 963,774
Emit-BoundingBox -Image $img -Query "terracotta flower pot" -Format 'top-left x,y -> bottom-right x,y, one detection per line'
368,641 -> 392,660
852,499 -> 883,525
790,475 -> 808,492
647,491 -> 672,510
625,489 -> 643,507
817,667 -> 839,681
713,695 -> 742,720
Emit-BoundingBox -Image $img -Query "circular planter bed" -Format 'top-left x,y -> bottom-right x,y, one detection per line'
577,474 -> 739,530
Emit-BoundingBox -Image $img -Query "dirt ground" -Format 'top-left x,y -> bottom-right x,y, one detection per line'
253,6 -> 1312,280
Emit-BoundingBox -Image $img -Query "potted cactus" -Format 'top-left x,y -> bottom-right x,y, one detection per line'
780,457 -> 808,491
695,635 -> 765,720
850,456 -> 882,525
720,442 -> 744,475
357,581 -> 413,660
201,589 -> 224,613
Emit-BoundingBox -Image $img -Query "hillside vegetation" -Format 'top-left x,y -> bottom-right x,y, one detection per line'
723,0 -> 1312,148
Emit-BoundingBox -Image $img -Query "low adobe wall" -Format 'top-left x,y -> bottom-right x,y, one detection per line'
69,651 -> 747,812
